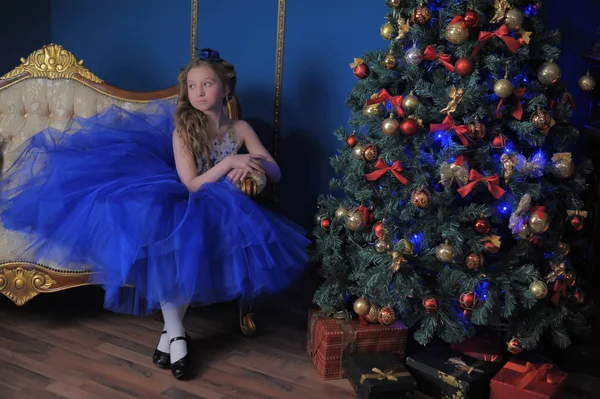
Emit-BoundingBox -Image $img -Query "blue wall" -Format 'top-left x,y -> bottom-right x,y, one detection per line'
3,1 -> 596,230
50,0 -> 190,91
0,0 -> 51,75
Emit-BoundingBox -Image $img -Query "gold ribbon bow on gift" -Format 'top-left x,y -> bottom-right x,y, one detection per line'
447,357 -> 484,376
360,367 -> 409,384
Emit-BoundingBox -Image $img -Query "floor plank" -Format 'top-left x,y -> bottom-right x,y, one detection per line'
0,288 -> 354,399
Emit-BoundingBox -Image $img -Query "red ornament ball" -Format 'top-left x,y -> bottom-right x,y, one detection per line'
423,297 -> 439,313
319,217 -> 331,230
378,305 -> 397,325
353,63 -> 370,80
455,58 -> 474,77
484,241 -> 500,254
346,134 -> 358,147
372,221 -> 385,239
400,118 -> 418,135
507,337 -> 523,354
490,133 -> 508,152
474,217 -> 491,234
463,309 -> 472,320
463,10 -> 480,28
459,291 -> 478,310
568,214 -> 585,232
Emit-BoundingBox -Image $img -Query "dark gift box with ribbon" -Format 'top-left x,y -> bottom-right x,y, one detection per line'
490,359 -> 567,399
406,345 -> 503,398
345,352 -> 416,399
306,309 -> 408,380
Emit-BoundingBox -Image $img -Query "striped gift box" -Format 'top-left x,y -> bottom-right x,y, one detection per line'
306,309 -> 408,380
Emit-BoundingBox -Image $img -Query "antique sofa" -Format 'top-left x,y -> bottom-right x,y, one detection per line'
0,43 -> 256,336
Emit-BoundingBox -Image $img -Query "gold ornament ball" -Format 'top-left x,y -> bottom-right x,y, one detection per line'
412,6 -> 432,25
361,144 -> 379,162
383,52 -> 398,70
445,20 -> 469,45
344,208 -> 366,231
505,8 -> 524,31
528,210 -> 549,234
378,305 -> 397,325
402,94 -> 419,111
468,118 -> 487,140
529,280 -> 548,299
494,79 -> 514,98
389,0 -> 401,8
436,240 -> 456,263
363,102 -> 386,119
531,107 -> 552,132
381,115 -> 400,135
579,73 -> 596,92
552,158 -> 575,180
374,239 -> 391,253
335,206 -> 348,219
353,296 -> 371,316
364,304 -> 381,323
538,62 -> 562,85
411,187 -> 432,209
465,252 -> 484,271
399,238 -> 414,255
381,22 -> 395,40
352,144 -> 364,160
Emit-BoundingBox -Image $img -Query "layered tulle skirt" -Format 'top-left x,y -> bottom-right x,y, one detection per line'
0,102 -> 310,315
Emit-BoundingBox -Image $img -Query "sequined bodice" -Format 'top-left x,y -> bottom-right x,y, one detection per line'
197,130 -> 239,173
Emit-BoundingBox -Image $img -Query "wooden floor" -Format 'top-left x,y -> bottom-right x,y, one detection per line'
0,287 -> 355,399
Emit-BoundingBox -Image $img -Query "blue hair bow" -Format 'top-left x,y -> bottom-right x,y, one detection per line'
196,48 -> 222,61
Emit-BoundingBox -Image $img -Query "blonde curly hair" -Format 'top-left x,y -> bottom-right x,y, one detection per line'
174,49 -> 236,167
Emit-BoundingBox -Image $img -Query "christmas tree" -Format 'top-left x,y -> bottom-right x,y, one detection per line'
312,0 -> 595,352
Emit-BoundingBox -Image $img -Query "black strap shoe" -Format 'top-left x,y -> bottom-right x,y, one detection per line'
169,336 -> 191,380
152,330 -> 170,369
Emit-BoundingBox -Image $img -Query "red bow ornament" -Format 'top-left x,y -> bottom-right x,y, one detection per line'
496,87 -> 526,120
365,158 -> 408,184
430,114 -> 471,147
472,24 -> 521,57
366,89 -> 405,117
457,170 -> 506,199
418,45 -> 455,72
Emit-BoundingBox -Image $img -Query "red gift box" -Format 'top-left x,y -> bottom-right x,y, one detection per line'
490,359 -> 568,399
306,309 -> 408,380
451,335 -> 503,363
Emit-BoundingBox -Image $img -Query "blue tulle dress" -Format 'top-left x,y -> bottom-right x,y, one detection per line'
0,102 -> 310,315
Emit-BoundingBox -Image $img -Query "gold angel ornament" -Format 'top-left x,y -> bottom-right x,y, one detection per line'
440,86 -> 464,114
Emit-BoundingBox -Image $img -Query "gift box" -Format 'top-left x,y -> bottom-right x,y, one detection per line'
490,359 -> 568,399
451,335 -> 503,363
406,345 -> 503,398
345,352 -> 416,399
306,309 -> 408,380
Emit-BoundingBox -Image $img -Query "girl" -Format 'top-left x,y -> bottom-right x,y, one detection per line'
0,49 -> 310,380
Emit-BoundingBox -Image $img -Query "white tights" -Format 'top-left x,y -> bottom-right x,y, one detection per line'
158,302 -> 189,363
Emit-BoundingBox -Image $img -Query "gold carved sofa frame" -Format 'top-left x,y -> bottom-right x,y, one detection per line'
0,44 -> 256,336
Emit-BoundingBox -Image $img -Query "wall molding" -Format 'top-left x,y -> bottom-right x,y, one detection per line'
273,0 -> 286,162
190,0 -> 198,60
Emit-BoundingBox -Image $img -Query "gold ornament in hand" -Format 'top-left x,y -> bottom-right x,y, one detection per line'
237,171 -> 267,198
